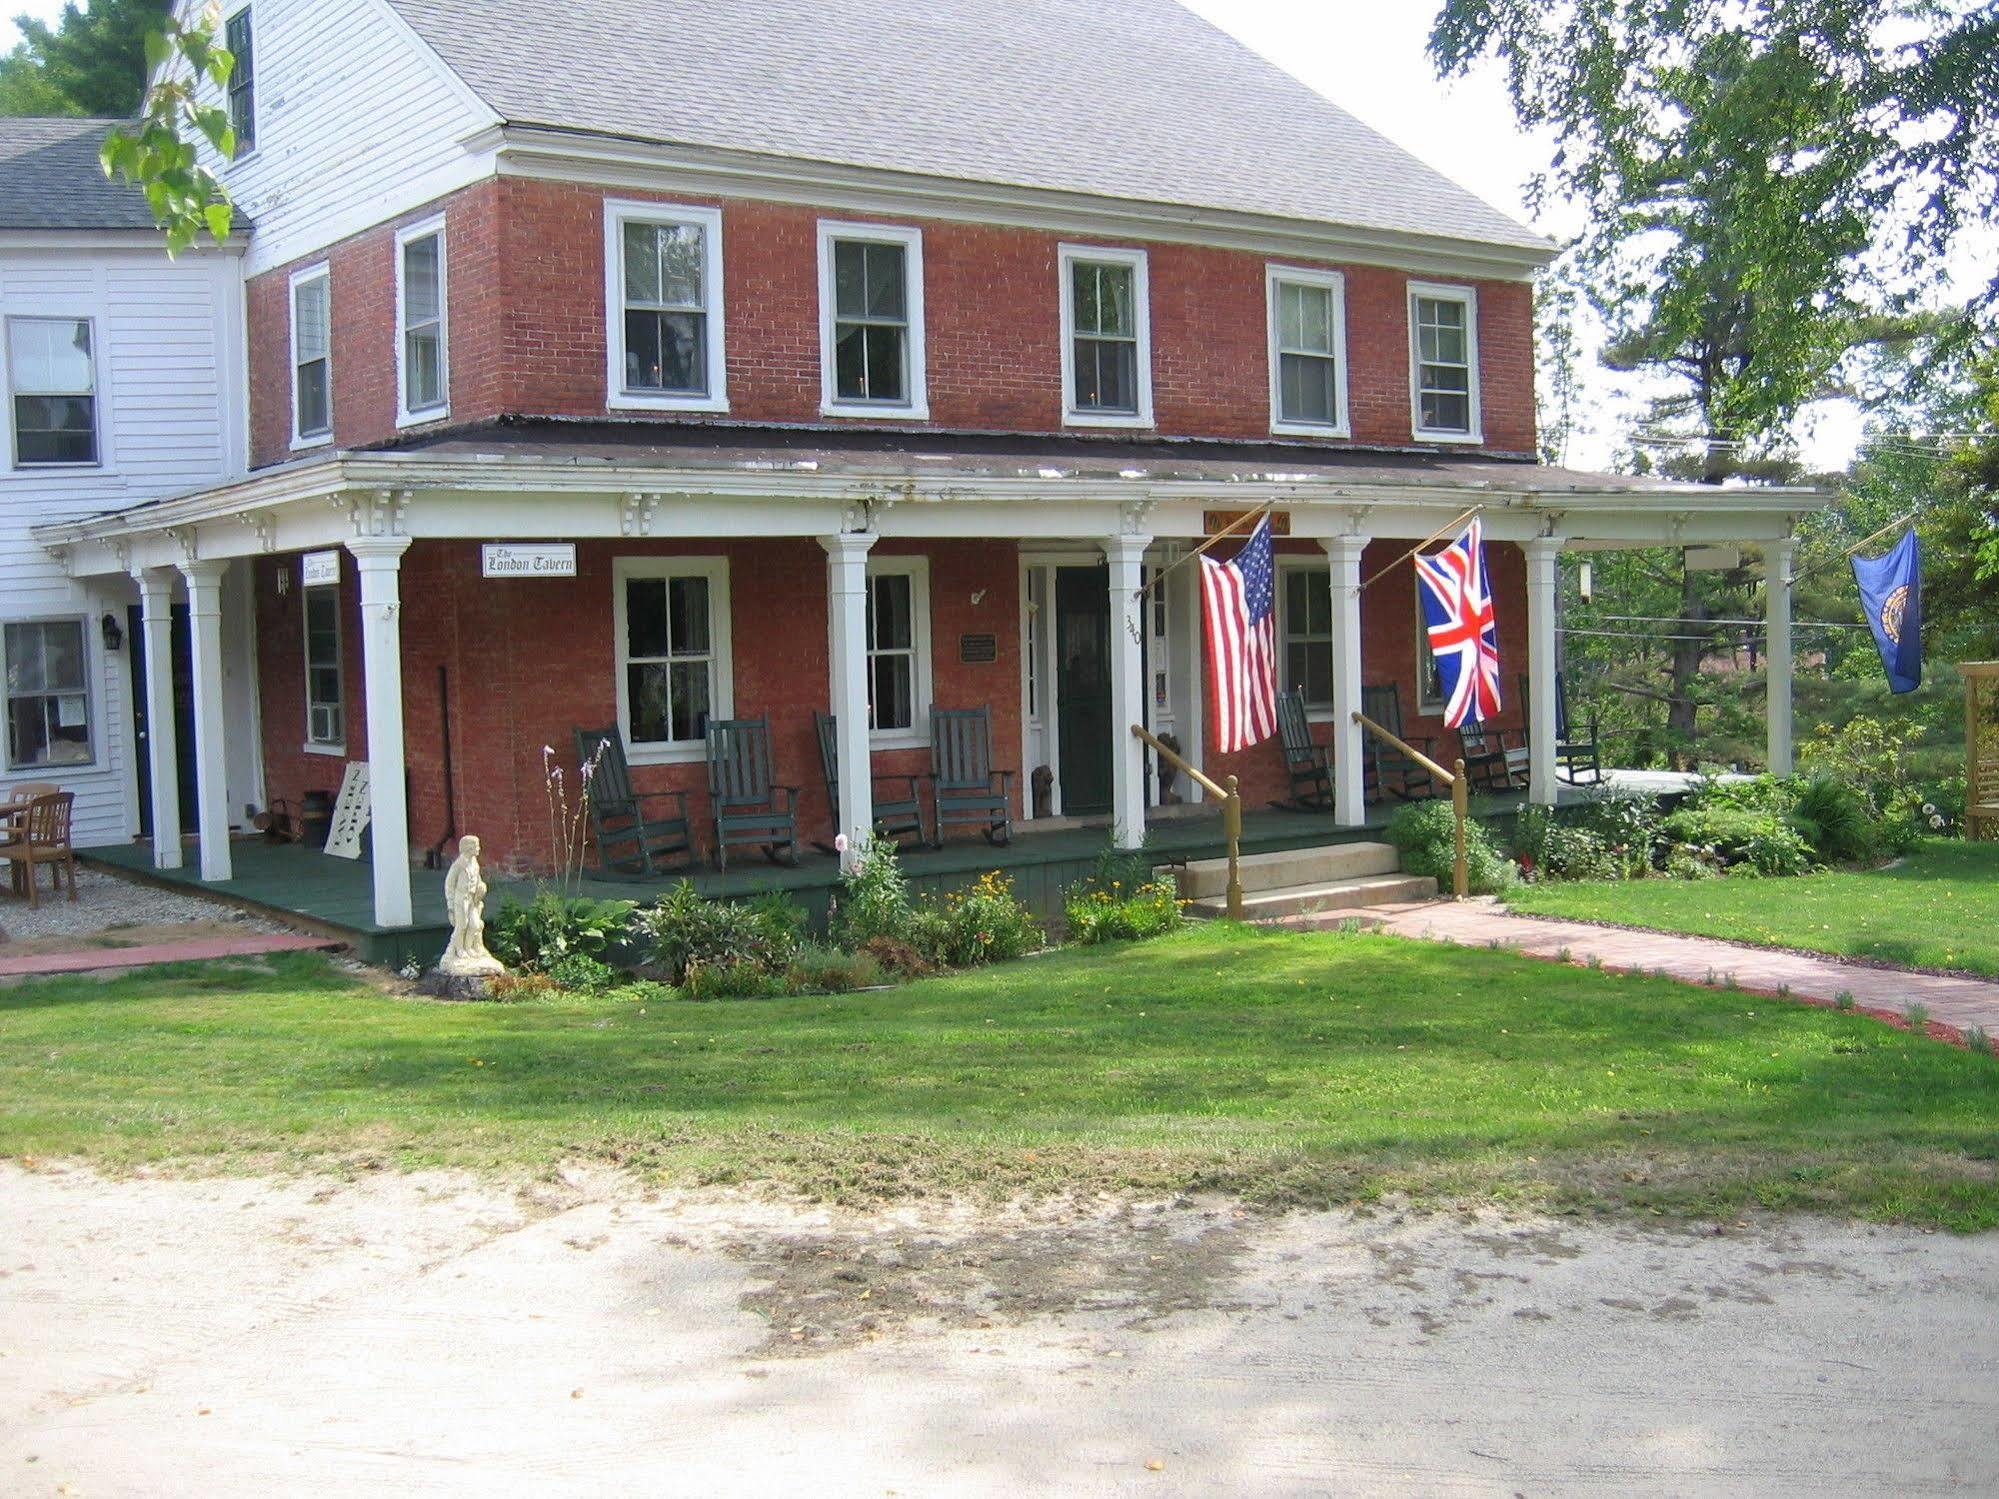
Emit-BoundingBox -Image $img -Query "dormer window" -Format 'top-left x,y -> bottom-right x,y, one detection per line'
817,221 -> 927,419
605,200 -> 727,412
225,6 -> 255,154
1059,245 -> 1152,427
1409,283 -> 1481,442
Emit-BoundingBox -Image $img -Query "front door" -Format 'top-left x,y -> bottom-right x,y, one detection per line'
127,603 -> 198,839
1055,565 -> 1112,816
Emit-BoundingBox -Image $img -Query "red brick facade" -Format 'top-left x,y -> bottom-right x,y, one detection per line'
246,176 -> 1537,469
255,535 -> 1530,871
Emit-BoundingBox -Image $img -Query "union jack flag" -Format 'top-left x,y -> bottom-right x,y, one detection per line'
1414,518 -> 1503,728
1199,515 -> 1277,753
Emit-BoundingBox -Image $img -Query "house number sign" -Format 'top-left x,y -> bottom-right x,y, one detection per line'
482,543 -> 577,578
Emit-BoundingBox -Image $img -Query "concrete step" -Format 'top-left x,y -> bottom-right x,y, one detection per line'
1177,840 -> 1400,900
1188,872 -> 1439,921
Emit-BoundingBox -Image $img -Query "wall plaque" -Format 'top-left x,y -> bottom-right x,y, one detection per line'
959,633 -> 999,664
1204,509 -> 1290,537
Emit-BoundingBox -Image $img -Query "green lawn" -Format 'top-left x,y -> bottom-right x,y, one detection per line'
5,927 -> 1996,1228
1504,841 -> 1999,977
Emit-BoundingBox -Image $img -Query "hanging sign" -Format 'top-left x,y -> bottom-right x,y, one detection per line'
482,543 -> 577,579
1205,509 -> 1289,537
301,550 -> 341,587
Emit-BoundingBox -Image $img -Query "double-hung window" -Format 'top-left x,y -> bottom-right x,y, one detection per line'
5,619 -> 91,769
1409,283 -> 1481,441
303,583 -> 344,751
1415,589 -> 1448,713
615,557 -> 732,760
397,219 -> 447,424
1267,266 -> 1349,436
606,201 -> 726,411
864,557 -> 931,742
290,265 -> 331,447
1060,245 -> 1151,426
1279,566 -> 1334,710
818,221 -> 926,418
7,316 -> 98,466
225,6 -> 255,153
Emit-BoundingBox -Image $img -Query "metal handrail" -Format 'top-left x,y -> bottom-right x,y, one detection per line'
1352,711 -> 1471,900
1131,723 -> 1243,920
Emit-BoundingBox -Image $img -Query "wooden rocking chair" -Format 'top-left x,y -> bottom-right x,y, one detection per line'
1458,721 -> 1525,792
928,707 -> 1013,846
1360,683 -> 1436,802
572,728 -> 694,878
1518,672 -> 1604,786
1273,689 -> 1334,810
706,715 -> 800,870
813,711 -> 927,849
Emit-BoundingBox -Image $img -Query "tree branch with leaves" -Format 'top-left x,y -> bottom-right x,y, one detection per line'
97,3 -> 238,255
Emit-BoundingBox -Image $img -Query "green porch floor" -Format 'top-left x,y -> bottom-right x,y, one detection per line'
85,799 -> 1524,968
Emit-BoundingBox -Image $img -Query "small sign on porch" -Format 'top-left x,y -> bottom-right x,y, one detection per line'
482,543 -> 577,579
1205,509 -> 1290,537
301,550 -> 341,588
959,633 -> 999,664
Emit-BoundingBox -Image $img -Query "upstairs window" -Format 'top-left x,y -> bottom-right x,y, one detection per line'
1267,266 -> 1349,435
607,201 -> 726,411
5,619 -> 92,769
1060,245 -> 1151,426
1409,283 -> 1480,441
397,220 -> 448,424
615,557 -> 733,760
225,6 -> 255,153
7,317 -> 98,466
290,266 -> 331,446
818,221 -> 927,418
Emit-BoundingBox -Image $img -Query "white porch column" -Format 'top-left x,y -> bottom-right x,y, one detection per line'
1105,532 -> 1151,849
178,559 -> 233,882
348,537 -> 413,928
1765,536 -> 1797,775
1322,534 -> 1368,827
133,567 -> 183,870
1525,536 -> 1564,806
820,531 -> 876,874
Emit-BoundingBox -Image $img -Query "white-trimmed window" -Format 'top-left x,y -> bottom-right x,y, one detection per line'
1409,282 -> 1481,441
1267,266 -> 1349,436
865,556 -> 932,744
1277,563 -> 1334,711
818,221 -> 927,419
1415,588 -> 1448,714
1059,244 -> 1151,427
5,618 -> 92,769
290,265 -> 331,447
7,316 -> 99,467
396,218 -> 448,425
614,556 -> 732,762
303,583 -> 344,751
225,5 -> 255,155
605,200 -> 727,412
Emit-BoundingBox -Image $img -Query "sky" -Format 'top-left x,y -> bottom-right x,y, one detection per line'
6,0 -> 1870,471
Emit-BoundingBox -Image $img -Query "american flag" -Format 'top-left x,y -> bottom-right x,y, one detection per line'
1199,514 -> 1277,753
1414,517 -> 1503,728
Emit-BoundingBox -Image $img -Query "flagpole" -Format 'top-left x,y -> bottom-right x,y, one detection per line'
1359,506 -> 1484,593
1129,500 -> 1277,603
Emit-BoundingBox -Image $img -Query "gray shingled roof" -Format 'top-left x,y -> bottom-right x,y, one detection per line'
388,0 -> 1550,255
0,117 -> 158,231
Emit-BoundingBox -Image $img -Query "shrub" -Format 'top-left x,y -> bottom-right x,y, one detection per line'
1064,877 -> 1185,944
1659,806 -> 1814,876
617,980 -> 678,1007
1789,776 -> 1877,863
1385,800 -> 1515,894
832,835 -> 914,948
489,891 -> 638,973
1571,787 -> 1662,875
1661,842 -> 1723,880
1513,805 -> 1621,882
857,935 -> 935,979
488,971 -> 564,1003
1685,774 -> 1799,817
628,881 -> 804,985
682,962 -> 793,1001
543,952 -> 619,994
785,943 -> 888,994
925,872 -> 1041,967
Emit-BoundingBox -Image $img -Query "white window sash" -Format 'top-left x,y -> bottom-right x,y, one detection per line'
1407,281 -> 1483,443
1276,561 -> 1336,717
301,584 -> 345,753
817,220 -> 928,420
1265,265 -> 1351,437
1058,244 -> 1152,428
612,556 -> 734,765
6,315 -> 101,469
862,556 -> 932,747
4,617 -> 94,771
604,200 -> 729,414
289,265 -> 332,449
395,217 -> 449,427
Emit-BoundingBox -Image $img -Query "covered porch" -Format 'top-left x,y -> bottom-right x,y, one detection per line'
38,422 -> 1829,937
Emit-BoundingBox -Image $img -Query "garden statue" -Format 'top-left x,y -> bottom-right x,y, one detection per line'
440,835 -> 505,977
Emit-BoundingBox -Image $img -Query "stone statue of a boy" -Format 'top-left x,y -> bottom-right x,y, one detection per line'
440,835 -> 505,977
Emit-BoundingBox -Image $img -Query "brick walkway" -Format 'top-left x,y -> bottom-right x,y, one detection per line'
1354,899 -> 1999,1039
0,933 -> 341,979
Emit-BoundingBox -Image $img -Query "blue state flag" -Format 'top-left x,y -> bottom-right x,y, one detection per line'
1851,529 -> 1923,694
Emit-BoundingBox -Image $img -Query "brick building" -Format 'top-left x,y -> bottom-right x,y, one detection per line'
38,0 -> 1826,931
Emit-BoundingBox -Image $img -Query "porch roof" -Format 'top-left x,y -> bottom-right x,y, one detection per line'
37,419 -> 1833,578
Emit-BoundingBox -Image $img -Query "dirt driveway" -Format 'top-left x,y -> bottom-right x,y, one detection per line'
3,1164 -> 1994,1496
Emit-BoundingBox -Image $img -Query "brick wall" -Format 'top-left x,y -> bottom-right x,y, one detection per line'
245,176 -> 1538,468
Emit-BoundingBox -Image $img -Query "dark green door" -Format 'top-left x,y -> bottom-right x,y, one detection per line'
127,603 -> 197,839
1055,565 -> 1112,816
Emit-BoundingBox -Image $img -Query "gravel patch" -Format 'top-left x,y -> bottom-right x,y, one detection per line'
0,867 -> 290,944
